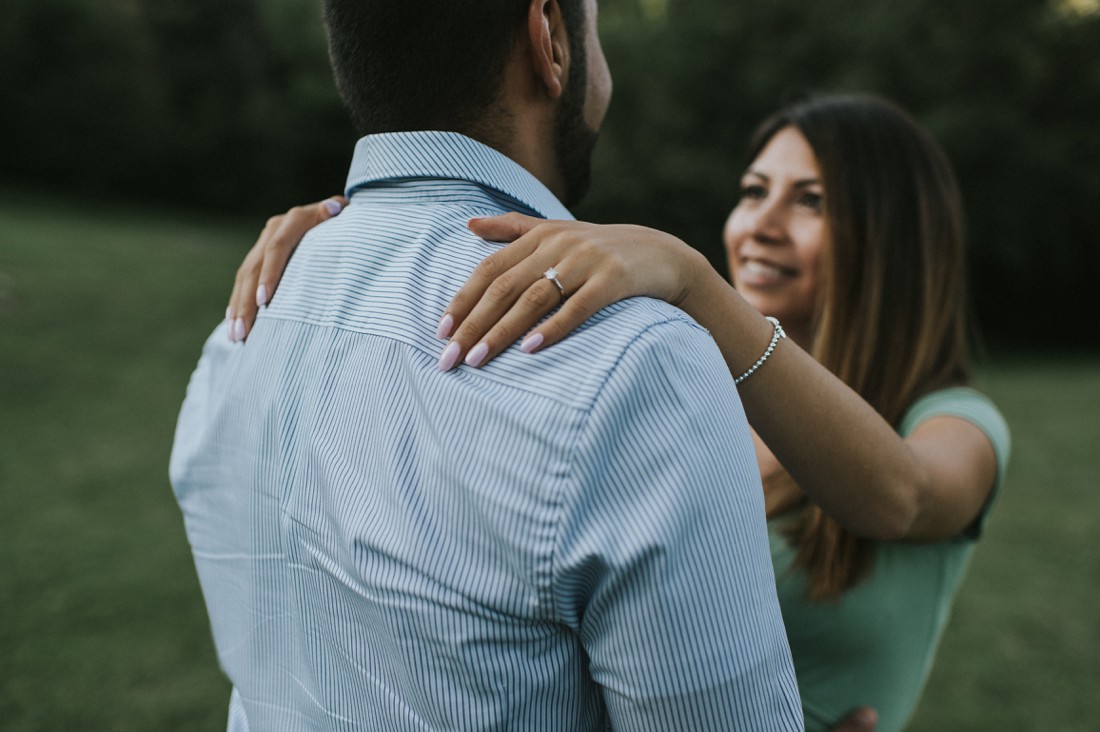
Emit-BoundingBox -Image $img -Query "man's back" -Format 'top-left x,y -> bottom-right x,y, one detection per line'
171,132 -> 802,730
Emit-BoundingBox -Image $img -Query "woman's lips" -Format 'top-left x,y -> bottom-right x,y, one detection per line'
737,258 -> 798,286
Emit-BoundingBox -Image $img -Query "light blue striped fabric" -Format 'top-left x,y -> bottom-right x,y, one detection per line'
170,131 -> 802,731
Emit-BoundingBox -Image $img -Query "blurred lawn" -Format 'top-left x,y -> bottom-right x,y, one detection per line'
1,192 -> 1097,731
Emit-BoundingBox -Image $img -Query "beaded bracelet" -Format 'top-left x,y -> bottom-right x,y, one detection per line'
734,316 -> 787,385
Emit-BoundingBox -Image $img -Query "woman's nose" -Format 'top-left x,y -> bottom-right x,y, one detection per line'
748,199 -> 785,243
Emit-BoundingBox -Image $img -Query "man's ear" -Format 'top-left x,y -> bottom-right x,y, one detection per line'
527,0 -> 567,99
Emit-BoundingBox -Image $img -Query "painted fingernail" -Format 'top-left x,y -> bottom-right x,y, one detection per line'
438,342 -> 461,372
233,318 -> 246,342
436,313 -> 455,339
256,283 -> 269,308
520,332 -> 544,354
465,342 -> 489,368
323,198 -> 344,216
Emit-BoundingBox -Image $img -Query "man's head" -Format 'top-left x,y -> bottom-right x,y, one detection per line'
322,0 -> 610,207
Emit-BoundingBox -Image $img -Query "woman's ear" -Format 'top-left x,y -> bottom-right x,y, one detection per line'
526,0 -> 567,99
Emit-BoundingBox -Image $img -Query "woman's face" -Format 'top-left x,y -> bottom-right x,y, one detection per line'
724,126 -> 828,343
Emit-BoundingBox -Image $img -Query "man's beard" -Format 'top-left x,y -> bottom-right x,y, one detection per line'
553,78 -> 599,209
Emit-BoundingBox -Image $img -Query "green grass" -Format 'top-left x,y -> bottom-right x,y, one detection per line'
1,192 -> 1097,730
0,190 -> 242,730
907,356 -> 1100,731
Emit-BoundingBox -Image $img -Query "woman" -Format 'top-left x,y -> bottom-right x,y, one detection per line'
226,94 -> 1009,732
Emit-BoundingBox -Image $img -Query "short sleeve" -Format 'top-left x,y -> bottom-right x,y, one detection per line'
554,320 -> 804,731
899,386 -> 1011,539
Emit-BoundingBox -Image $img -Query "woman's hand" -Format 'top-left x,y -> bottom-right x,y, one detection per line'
437,213 -> 709,370
830,707 -> 878,731
225,196 -> 347,342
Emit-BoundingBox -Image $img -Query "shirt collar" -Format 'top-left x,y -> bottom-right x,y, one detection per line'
344,131 -> 574,221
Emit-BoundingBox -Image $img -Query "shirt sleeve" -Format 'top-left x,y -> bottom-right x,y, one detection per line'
553,320 -> 804,732
899,386 -> 1011,539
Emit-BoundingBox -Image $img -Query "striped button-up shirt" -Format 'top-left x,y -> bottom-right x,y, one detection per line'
170,131 -> 802,731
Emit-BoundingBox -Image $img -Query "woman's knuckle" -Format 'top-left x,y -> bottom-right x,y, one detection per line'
484,276 -> 518,302
476,255 -> 506,281
521,285 -> 553,309
453,322 -> 481,347
566,291 -> 595,315
606,257 -> 627,280
447,292 -> 470,314
262,235 -> 288,255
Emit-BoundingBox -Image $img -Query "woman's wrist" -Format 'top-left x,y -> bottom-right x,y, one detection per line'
676,247 -> 729,317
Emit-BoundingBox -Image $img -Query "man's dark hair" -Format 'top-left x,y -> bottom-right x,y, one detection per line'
323,0 -> 587,140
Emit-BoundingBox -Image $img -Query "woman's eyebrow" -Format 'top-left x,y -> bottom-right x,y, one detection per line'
745,169 -> 821,187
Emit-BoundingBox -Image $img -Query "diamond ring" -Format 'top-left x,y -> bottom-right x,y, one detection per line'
543,267 -> 566,304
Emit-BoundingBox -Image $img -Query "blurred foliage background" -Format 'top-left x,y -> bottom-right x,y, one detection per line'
1,0 -> 1098,347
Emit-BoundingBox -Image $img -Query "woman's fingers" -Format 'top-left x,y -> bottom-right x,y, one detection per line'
515,279 -> 611,354
256,198 -> 346,307
440,218 -> 636,371
440,211 -> 548,332
444,270 -> 571,370
227,196 -> 346,343
828,707 -> 878,731
467,212 -> 544,243
441,225 -> 547,337
438,245 -> 560,370
226,219 -> 276,342
455,276 -> 610,370
439,217 -> 696,370
439,245 -> 624,371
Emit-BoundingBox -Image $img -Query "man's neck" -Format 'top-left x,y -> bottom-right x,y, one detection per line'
477,43 -> 568,204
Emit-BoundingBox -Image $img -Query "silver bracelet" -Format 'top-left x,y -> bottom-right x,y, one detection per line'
734,316 -> 787,385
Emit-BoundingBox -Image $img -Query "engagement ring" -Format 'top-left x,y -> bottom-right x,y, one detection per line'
543,267 -> 566,304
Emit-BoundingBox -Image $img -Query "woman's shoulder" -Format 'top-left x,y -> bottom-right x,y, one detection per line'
900,385 -> 1011,538
899,386 -> 1010,460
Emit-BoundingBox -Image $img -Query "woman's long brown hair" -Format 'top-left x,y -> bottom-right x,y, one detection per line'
749,95 -> 972,600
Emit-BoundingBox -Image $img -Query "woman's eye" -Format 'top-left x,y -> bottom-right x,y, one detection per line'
797,192 -> 823,211
741,184 -> 767,201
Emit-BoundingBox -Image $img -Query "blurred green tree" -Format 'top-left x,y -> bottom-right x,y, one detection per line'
0,0 -> 161,193
587,0 -> 1100,347
0,0 -> 1095,346
0,0 -> 355,210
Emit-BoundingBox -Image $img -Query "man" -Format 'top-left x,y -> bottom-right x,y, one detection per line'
170,1 -> 804,729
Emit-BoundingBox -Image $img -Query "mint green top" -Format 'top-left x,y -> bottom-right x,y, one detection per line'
769,387 -> 1011,732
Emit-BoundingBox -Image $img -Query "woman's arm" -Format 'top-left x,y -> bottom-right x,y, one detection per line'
444,214 -> 997,542
684,254 -> 998,542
